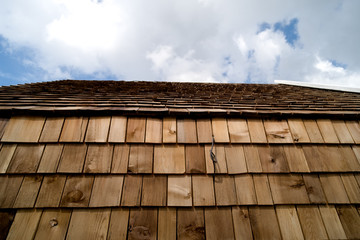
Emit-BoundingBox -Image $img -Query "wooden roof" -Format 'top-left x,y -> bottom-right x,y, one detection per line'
0,80 -> 360,239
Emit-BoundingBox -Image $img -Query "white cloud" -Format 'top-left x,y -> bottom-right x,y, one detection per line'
0,0 -> 359,87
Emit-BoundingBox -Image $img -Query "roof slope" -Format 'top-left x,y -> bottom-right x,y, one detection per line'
0,80 -> 360,239
1,80 -> 360,116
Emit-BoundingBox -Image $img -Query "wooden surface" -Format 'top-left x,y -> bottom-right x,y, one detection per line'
177,119 -> 197,143
128,145 -> 153,173
177,208 -> 205,240
297,206 -> 328,240
59,117 -> 88,142
66,209 -> 111,240
2,116 -> 45,142
0,176 -> 23,208
0,144 -> 16,173
111,144 -> 130,173
168,175 -> 192,206
35,175 -> 66,208
121,175 -> 142,206
227,119 -> 250,143
85,116 -> 111,142
258,145 -> 289,173
232,207 -> 253,240
249,206 -> 282,240
6,209 -> 42,240
108,116 -> 127,142
205,208 -> 235,240
234,174 -> 257,205
39,117 -> 64,142
37,144 -> 63,173
204,144 -> 227,174
34,209 -> 71,240
247,119 -> 267,143
276,206 -> 304,240
264,119 -> 292,143
57,144 -> 87,173
287,119 -> 310,143
107,209 -> 129,240
158,208 -> 176,240
13,175 -> 43,208
185,145 -> 206,173
141,175 -> 167,206
214,175 -> 237,205
145,118 -> 162,143
211,118 -> 230,143
192,175 -> 215,206
60,175 -> 94,207
162,118 -> 177,143
84,144 -> 113,173
196,119 -> 212,143
89,175 -> 124,207
7,144 -> 44,173
154,145 -> 185,174
128,208 -> 157,240
126,117 -> 146,143
225,145 -> 247,174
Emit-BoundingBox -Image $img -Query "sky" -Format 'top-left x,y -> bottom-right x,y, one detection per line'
0,0 -> 359,86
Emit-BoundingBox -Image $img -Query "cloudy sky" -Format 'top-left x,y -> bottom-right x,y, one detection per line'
0,0 -> 359,86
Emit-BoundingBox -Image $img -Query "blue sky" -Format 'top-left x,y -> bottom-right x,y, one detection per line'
0,0 -> 359,86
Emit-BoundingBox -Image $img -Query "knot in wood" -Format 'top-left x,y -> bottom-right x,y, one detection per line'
49,219 -> 58,227
66,190 -> 84,203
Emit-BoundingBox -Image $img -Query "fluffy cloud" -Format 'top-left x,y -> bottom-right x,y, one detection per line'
0,0 -> 359,86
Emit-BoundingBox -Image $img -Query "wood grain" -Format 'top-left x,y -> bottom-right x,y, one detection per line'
303,119 -> 324,143
35,175 -> 66,208
283,145 -> 310,172
196,119 -> 212,143
319,205 -> 347,239
205,208 -> 235,240
108,209 -> 129,240
85,116 -> 111,142
287,119 -> 310,143
177,208 -> 205,240
141,175 -> 167,206
59,117 -> 88,142
232,207 -> 253,240
253,175 -> 273,205
247,119 -> 267,143
224,145 -> 247,174
345,120 -> 360,143
276,206 -> 304,240
168,175 -> 192,206
154,145 -> 185,174
108,116 -> 127,142
162,118 -> 177,143
319,174 -> 350,204
6,209 -> 42,240
2,116 -> 45,142
39,117 -> 64,142
177,119 -> 197,143
234,174 -> 257,205
60,175 -> 94,207
37,144 -> 63,173
227,118 -> 250,143
249,206 -> 282,240
243,145 -> 262,172
302,174 -> 326,204
84,144 -> 113,173
185,145 -> 206,173
0,144 -> 17,173
336,205 -> 360,239
192,175 -> 215,206
57,144 -> 87,173
258,145 -> 289,173
214,175 -> 237,205
211,118 -> 230,143
0,175 -> 23,208
204,144 -> 227,174
297,206 -> 328,240
269,174 -> 309,204
158,208 -> 176,240
13,175 -> 43,208
89,175 -> 124,207
332,119 -> 354,143
66,209 -> 111,240
341,173 -> 360,203
128,208 -> 157,240
111,144 -> 130,173
126,117 -> 146,143
121,175 -> 142,206
317,119 -> 339,143
34,209 -> 71,240
128,144 -> 153,173
7,144 -> 44,173
145,118 -> 162,143
264,119 -> 293,143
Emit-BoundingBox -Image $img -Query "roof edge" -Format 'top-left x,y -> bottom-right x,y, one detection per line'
275,80 -> 360,93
